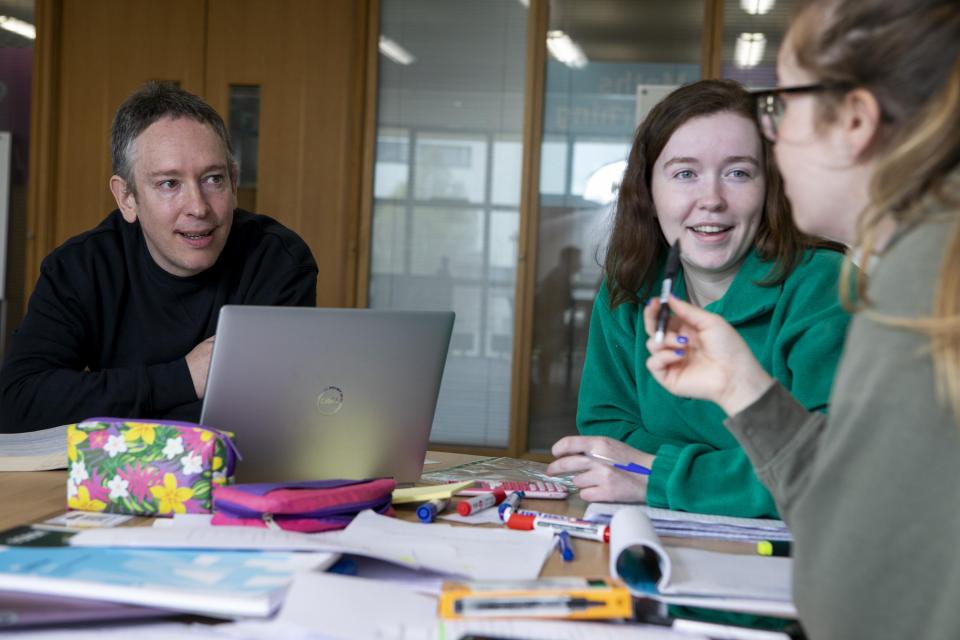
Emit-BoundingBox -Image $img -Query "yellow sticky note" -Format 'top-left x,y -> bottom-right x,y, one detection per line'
392,480 -> 475,504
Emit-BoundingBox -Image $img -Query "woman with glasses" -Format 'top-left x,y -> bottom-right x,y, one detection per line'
546,79 -> 848,517
646,0 -> 960,636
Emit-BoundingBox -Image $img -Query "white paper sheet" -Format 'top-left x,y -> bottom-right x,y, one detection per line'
277,572 -> 437,639
73,509 -> 554,581
438,507 -> 504,525
338,510 -> 555,580
277,572 -> 700,640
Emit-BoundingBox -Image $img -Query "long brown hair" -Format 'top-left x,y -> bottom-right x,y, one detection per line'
604,79 -> 830,308
791,0 -> 960,418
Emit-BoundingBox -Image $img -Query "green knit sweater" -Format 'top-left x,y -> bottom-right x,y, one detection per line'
577,247 -> 849,517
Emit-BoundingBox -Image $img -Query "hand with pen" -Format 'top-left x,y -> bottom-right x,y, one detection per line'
643,295 -> 775,417
546,435 -> 655,503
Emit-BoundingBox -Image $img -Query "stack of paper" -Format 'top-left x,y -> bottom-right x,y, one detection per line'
608,506 -> 795,617
0,424 -> 68,471
72,509 -> 556,581
586,503 -> 791,542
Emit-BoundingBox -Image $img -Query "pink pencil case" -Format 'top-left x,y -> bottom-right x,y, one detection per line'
211,478 -> 396,533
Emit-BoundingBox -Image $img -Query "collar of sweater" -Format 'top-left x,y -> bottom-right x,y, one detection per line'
674,248 -> 782,326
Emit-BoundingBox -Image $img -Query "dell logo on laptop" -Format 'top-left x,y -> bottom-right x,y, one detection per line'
316,386 -> 344,415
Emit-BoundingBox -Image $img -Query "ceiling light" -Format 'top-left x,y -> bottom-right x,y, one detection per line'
735,33 -> 766,68
583,160 -> 627,205
740,0 -> 775,15
546,30 -> 588,69
379,36 -> 415,66
516,0 -> 529,7
0,16 -> 35,40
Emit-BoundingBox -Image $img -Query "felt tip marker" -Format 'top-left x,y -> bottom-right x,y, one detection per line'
582,451 -> 651,476
756,540 -> 792,557
555,530 -> 575,562
497,490 -> 525,522
507,510 -> 610,543
416,498 -> 449,523
457,488 -> 507,516
654,239 -> 681,344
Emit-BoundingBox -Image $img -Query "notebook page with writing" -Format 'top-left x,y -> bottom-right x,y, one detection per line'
608,507 -> 796,617
586,502 -> 791,542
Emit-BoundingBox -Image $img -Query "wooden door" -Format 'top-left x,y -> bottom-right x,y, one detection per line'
26,0 -> 371,310
204,0 -> 370,308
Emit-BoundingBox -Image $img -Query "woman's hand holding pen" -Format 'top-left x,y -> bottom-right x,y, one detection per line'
643,296 -> 775,417
547,436 -> 654,503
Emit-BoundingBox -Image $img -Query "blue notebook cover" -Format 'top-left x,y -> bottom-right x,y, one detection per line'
0,545 -> 336,619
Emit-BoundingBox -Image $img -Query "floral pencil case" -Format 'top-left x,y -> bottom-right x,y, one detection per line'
211,478 -> 396,533
66,418 -> 239,516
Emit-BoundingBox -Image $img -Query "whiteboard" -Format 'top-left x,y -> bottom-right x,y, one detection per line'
0,131 -> 9,301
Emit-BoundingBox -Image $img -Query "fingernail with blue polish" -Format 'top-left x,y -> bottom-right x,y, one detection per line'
677,335 -> 689,344
674,349 -> 685,356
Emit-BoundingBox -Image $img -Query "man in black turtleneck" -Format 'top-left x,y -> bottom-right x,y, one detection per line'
0,83 -> 318,433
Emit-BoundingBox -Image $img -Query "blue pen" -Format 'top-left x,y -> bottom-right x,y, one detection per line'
582,451 -> 651,476
556,530 -> 575,562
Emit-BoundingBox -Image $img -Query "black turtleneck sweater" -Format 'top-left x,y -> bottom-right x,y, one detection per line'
0,209 -> 318,433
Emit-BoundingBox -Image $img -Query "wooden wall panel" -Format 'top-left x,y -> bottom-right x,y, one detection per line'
205,0 -> 370,308
51,0 -> 205,247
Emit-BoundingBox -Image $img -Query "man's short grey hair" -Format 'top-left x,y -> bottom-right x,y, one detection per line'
111,82 -> 235,196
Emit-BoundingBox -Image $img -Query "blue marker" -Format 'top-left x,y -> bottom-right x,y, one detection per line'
556,530 -> 575,562
416,498 -> 449,523
498,490 -> 525,523
582,451 -> 651,476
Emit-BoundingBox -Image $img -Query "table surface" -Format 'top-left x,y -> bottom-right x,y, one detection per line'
0,451 -> 751,578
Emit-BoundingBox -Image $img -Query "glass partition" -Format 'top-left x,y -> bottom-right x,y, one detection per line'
527,0 -> 704,453
369,0 -> 528,447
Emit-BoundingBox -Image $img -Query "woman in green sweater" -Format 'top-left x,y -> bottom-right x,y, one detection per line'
547,80 -> 849,518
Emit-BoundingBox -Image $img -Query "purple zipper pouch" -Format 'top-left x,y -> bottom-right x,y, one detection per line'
211,478 -> 396,533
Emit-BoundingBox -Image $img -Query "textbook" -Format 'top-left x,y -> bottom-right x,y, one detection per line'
608,506 -> 796,617
0,424 -> 68,471
0,589 -> 176,629
0,545 -> 337,619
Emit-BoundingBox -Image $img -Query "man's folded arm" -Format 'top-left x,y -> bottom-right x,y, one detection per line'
0,346 -> 197,433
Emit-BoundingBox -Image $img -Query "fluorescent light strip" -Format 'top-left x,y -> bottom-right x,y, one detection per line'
379,35 -> 415,66
735,32 -> 766,68
0,15 -> 35,40
740,0 -> 775,15
546,30 -> 588,69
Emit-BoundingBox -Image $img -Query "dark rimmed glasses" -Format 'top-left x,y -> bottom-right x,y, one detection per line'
750,83 -> 852,142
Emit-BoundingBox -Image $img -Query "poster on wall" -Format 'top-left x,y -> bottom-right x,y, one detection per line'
635,85 -> 678,128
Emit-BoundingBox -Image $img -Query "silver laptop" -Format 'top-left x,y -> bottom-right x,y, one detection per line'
200,306 -> 454,483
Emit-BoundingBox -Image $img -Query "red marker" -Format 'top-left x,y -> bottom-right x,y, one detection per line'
506,510 -> 610,543
457,488 -> 507,516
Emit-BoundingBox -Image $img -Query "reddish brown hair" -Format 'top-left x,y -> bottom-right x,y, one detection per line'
604,79 -> 835,308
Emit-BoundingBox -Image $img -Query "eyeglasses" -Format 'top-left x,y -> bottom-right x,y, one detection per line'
750,83 -> 852,142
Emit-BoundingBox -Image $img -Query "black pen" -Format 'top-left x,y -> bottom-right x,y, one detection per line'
654,239 -> 681,344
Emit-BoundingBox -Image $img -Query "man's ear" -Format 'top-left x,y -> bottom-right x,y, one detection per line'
839,88 -> 883,160
109,175 -> 138,222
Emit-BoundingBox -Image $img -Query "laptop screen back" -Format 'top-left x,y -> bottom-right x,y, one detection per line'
200,306 -> 454,483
